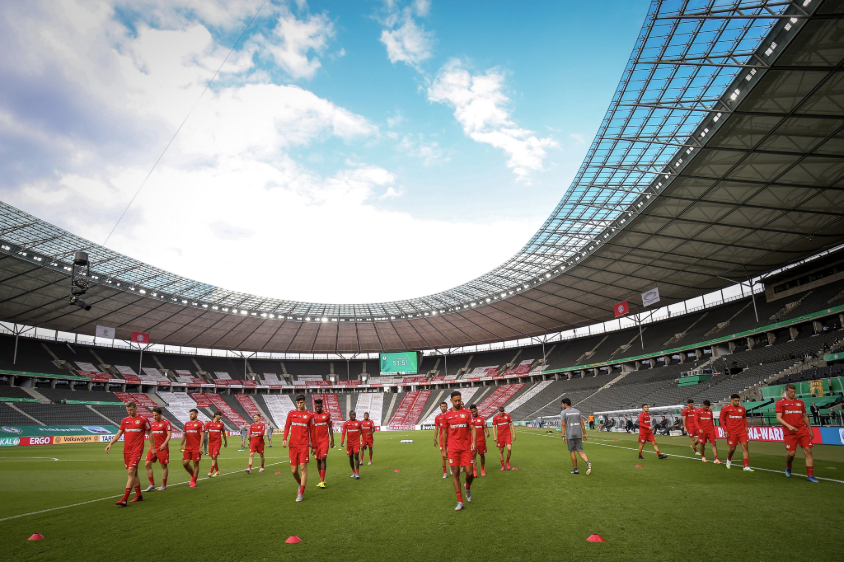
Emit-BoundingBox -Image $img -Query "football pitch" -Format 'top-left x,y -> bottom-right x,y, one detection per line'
1,429 -> 843,562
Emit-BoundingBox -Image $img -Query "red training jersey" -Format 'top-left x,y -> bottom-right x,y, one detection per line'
361,419 -> 375,437
695,408 -> 715,432
435,413 -> 447,441
719,404 -> 747,434
638,411 -> 651,432
284,410 -> 314,448
150,419 -> 171,449
342,420 -> 362,446
775,398 -> 807,429
312,412 -> 332,443
444,409 -> 473,452
492,413 -> 512,439
205,421 -> 225,444
183,420 -> 204,450
250,422 -> 266,438
472,416 -> 486,444
120,415 -> 150,456
682,406 -> 698,429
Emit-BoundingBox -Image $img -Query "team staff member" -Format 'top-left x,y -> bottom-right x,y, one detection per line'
265,420 -> 273,447
311,399 -> 334,488
637,404 -> 668,461
469,405 -> 489,477
205,411 -> 227,477
246,414 -> 266,474
284,394 -> 314,501
492,406 -> 516,470
144,407 -> 171,491
434,402 -> 449,478
240,423 -> 249,450
106,401 -> 153,506
180,409 -> 204,488
776,383 -> 818,482
360,412 -> 375,465
720,395 -> 753,471
561,398 -> 591,475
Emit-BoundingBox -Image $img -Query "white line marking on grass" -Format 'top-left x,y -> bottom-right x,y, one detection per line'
520,430 -> 844,484
0,457 -> 59,461
0,461 -> 289,522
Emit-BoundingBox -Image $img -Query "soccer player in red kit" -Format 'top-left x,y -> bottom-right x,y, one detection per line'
776,383 -> 818,482
311,398 -> 334,488
180,409 -> 204,487
205,411 -> 226,477
695,400 -> 720,464
283,394 -> 314,501
144,407 -> 171,491
341,411 -> 363,478
469,404 -> 489,476
682,399 -> 700,456
434,402 -> 449,478
246,414 -> 266,473
443,390 -> 476,510
720,394 -> 753,471
492,406 -> 516,470
105,401 -> 152,506
360,412 -> 375,465
636,404 -> 668,460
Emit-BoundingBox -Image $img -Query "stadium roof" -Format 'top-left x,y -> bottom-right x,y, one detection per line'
1,0 -> 842,353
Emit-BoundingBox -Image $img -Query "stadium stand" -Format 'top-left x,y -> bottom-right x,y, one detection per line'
386,391 -> 431,427
311,394 -> 344,424
353,392 -> 384,425
159,392 -> 209,426
476,384 -> 525,419
261,394 -> 296,428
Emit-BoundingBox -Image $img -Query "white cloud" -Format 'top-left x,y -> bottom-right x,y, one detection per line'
397,134 -> 448,167
378,2 -> 434,68
257,8 -> 334,80
428,59 -> 558,180
569,133 -> 587,146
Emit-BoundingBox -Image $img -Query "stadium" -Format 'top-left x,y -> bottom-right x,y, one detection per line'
1,0 -> 843,560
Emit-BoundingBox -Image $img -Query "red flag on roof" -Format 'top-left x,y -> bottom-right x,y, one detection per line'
130,331 -> 150,344
614,301 -> 629,318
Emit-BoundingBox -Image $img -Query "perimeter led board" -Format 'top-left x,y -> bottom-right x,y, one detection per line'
380,352 -> 418,374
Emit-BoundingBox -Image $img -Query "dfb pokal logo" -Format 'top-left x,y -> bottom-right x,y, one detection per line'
839,428 -> 844,446
1,426 -> 22,434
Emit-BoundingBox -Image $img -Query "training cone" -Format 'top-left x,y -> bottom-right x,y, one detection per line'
586,534 -> 605,543
28,534 -> 44,541
394,469 -> 401,472
636,464 -> 643,467
274,471 -> 281,475
285,536 -> 302,544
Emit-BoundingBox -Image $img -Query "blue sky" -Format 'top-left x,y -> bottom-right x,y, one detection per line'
0,0 -> 648,302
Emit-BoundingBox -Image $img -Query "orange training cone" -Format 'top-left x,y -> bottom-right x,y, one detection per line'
586,534 -> 605,542
274,471 -> 281,474
512,467 -> 518,471
28,534 -> 44,541
636,464 -> 643,468
285,536 -> 302,544
395,469 -> 401,472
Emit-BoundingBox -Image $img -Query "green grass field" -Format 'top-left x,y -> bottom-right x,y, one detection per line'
1,429 -> 842,562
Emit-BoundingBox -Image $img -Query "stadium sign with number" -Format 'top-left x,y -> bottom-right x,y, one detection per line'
379,352 -> 419,374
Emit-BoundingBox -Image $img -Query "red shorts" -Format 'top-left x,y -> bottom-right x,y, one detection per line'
687,425 -> 698,436
497,435 -> 512,447
346,443 -> 360,455
362,435 -> 374,446
784,427 -> 813,451
314,440 -> 329,459
208,442 -> 222,457
250,438 -> 264,454
698,430 -> 717,444
289,446 -> 309,465
726,432 -> 748,447
183,449 -> 202,462
124,452 -> 142,469
448,449 -> 474,468
145,448 -> 169,465
476,441 -> 487,455
638,431 -> 655,444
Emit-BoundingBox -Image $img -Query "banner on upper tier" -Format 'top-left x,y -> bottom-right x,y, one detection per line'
0,425 -> 119,438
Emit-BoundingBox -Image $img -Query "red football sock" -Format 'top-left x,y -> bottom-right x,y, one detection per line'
261,461 -> 264,468
121,487 -> 131,502
807,466 -> 814,477
456,491 -> 463,503
743,458 -> 749,468
369,453 -> 373,460
299,484 -> 305,494
319,469 -> 325,482
501,459 -> 505,466
465,482 -> 471,491
162,478 -> 167,486
148,476 -> 155,485
481,460 -> 485,470
727,452 -> 733,461
134,485 -> 142,496
442,462 -> 447,474
787,462 -> 793,469
248,463 -> 252,469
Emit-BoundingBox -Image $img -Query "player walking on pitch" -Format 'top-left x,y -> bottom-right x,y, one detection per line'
246,414 -> 266,473
180,409 -> 204,487
265,420 -> 273,447
284,394 -> 315,501
682,399 -> 701,455
434,402 -> 449,478
492,406 -> 516,470
240,423 -> 249,450
443,390 -> 476,510
561,398 -> 591,475
341,411 -> 363,478
695,400 -> 720,464
311,399 -> 334,488
205,411 -> 227,477
105,401 -> 153,505
776,383 -> 818,482
720,394 -> 753,471
637,404 -> 668,460
360,412 -> 375,465
144,407 -> 171,491
469,404 -> 489,476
